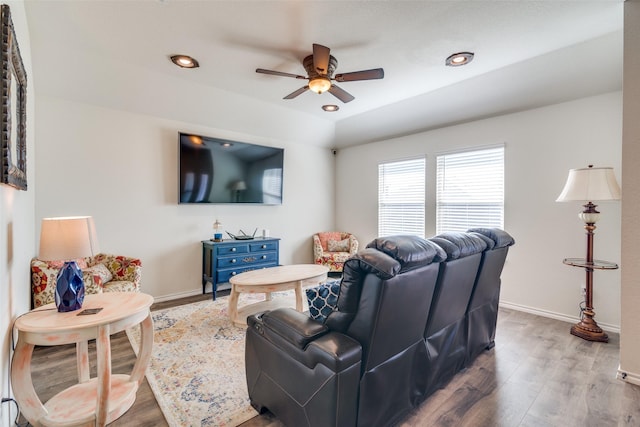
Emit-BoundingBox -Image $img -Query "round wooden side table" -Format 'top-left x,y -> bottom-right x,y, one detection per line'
11,292 -> 154,427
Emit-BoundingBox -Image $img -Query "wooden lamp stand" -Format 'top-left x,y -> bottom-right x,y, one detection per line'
562,202 -> 618,343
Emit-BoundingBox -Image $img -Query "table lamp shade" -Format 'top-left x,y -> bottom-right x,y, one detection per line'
39,216 -> 99,261
39,216 -> 99,312
556,166 -> 621,202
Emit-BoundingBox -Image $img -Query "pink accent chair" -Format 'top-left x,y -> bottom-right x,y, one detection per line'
312,231 -> 359,272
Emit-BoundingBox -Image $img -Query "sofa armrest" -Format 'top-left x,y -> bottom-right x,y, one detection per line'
348,234 -> 359,254
313,234 -> 324,259
31,259 -> 58,308
261,308 -> 329,348
249,308 -> 362,372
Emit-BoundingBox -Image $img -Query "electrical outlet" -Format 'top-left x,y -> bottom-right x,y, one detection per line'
581,283 -> 586,297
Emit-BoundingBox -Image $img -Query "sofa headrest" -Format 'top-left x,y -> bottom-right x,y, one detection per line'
365,235 -> 446,272
344,248 -> 401,280
429,232 -> 487,261
467,228 -> 515,249
325,248 -> 400,332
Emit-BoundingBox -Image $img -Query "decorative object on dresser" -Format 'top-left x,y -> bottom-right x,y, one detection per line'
202,237 -> 280,299
37,216 -> 99,312
0,4 -> 28,191
212,219 -> 223,241
556,165 -> 621,343
312,231 -> 359,272
12,293 -> 154,427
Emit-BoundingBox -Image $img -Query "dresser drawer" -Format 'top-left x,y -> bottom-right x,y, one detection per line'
215,243 -> 249,256
249,241 -> 278,252
216,252 -> 278,268
217,262 -> 278,283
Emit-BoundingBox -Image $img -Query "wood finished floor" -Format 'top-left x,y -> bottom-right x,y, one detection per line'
18,292 -> 640,427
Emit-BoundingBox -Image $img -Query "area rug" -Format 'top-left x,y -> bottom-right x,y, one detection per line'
126,292 -> 294,427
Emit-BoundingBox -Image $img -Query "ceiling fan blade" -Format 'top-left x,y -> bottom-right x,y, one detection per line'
335,68 -> 385,82
256,68 -> 307,79
313,43 -> 331,75
283,86 -> 309,100
328,85 -> 355,103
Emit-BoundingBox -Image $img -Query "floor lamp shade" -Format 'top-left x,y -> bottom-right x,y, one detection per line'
556,166 -> 621,203
39,216 -> 99,312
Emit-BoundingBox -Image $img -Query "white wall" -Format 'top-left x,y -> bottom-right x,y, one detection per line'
1,1 -> 35,425
620,0 -> 640,385
336,92 -> 622,329
35,96 -> 336,300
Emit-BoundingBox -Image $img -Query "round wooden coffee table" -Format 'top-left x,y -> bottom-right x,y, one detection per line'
228,264 -> 329,326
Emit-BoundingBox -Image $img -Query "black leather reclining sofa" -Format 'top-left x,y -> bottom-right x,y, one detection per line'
245,228 -> 515,427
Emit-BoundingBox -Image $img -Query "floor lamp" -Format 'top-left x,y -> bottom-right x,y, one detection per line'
556,165 -> 621,342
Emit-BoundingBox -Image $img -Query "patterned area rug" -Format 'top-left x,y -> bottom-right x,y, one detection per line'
126,292 -> 294,426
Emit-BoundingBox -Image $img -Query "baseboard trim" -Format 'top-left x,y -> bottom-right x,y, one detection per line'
499,300 -> 620,334
617,366 -> 640,386
153,288 -> 203,303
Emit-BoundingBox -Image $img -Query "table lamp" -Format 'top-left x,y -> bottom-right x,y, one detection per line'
39,216 -> 99,312
556,165 -> 621,342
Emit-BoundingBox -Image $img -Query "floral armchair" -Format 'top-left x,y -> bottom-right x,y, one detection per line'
312,231 -> 359,272
31,253 -> 142,308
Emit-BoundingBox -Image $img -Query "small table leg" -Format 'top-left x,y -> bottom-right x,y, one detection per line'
76,340 -> 90,383
295,282 -> 303,311
96,324 -> 112,426
229,286 -> 240,325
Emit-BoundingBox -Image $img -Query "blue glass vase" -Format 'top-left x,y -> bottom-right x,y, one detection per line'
55,261 -> 85,312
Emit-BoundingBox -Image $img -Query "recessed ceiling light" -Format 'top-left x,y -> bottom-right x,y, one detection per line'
322,104 -> 339,112
445,52 -> 474,67
170,55 -> 200,69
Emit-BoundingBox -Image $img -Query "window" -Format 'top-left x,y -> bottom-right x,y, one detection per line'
378,157 -> 425,237
436,146 -> 504,234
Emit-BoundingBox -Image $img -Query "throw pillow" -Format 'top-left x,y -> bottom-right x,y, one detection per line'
328,238 -> 350,252
83,263 -> 113,287
306,279 -> 341,323
318,232 -> 342,251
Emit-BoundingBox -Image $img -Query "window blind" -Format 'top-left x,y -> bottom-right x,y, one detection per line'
378,157 -> 425,237
436,146 -> 504,234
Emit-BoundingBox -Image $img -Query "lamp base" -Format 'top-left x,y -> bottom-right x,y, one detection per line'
55,261 -> 85,312
570,318 -> 609,343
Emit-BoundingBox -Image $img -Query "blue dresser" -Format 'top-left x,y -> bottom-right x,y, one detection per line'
202,238 -> 280,299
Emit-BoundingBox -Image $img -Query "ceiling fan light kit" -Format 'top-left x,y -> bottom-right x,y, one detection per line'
445,51 -> 474,67
170,54 -> 199,68
309,77 -> 332,94
256,43 -> 384,104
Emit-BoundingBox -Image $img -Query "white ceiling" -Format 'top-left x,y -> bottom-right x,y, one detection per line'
24,1 -> 624,147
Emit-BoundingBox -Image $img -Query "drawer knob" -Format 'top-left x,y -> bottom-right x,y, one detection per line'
231,271 -> 237,276
261,245 -> 267,249
231,259 -> 237,263
262,255 -> 267,259
231,248 -> 237,252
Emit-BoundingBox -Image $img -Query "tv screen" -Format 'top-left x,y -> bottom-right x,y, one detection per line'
179,132 -> 284,204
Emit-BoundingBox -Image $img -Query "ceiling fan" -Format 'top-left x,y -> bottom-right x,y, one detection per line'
256,43 -> 384,103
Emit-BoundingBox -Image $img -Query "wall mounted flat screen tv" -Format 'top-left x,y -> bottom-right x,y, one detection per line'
179,132 -> 284,204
